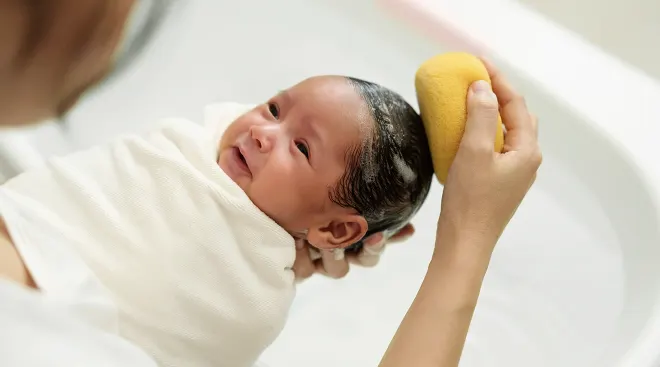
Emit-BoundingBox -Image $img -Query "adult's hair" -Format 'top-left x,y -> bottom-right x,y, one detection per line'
0,0 -> 134,124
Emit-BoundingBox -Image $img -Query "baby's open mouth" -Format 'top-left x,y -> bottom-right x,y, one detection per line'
238,151 -> 247,165
233,146 -> 251,176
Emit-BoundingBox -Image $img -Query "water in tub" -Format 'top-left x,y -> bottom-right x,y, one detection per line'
260,153 -> 624,367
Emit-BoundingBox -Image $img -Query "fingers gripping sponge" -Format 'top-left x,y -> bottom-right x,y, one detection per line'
415,52 -> 504,184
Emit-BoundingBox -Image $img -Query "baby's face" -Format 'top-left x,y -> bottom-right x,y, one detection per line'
217,76 -> 370,248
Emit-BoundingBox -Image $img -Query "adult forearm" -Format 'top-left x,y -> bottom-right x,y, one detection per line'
378,54 -> 541,367
379,223 -> 495,367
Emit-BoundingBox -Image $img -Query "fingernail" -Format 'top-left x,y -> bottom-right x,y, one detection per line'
333,249 -> 345,261
363,232 -> 384,247
369,237 -> 386,249
472,80 -> 492,95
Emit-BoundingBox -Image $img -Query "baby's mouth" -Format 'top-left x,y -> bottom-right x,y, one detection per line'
234,146 -> 252,176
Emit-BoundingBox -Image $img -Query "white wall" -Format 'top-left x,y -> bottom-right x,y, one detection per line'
64,0 -> 444,149
517,0 -> 660,80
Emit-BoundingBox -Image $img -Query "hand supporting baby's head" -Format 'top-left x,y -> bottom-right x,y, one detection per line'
218,75 -> 433,250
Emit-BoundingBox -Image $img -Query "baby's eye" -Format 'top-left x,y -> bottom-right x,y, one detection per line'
268,103 -> 279,119
296,141 -> 309,159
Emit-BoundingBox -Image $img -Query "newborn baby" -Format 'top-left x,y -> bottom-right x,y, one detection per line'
0,76 -> 434,366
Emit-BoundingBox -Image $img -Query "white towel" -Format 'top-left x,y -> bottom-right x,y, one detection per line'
0,279 -> 158,367
1,102 -> 296,367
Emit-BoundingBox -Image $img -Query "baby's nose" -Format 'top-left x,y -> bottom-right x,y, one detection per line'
249,124 -> 278,152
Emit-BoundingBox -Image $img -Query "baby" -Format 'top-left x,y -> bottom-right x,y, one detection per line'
0,75 -> 434,366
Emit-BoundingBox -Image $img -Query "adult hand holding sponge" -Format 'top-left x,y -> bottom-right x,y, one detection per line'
345,52 -> 512,255
415,52 -> 505,184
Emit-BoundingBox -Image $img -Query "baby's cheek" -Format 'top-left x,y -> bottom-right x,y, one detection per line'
218,124 -> 238,149
264,169 -> 299,204
252,169 -> 308,227
251,184 -> 298,230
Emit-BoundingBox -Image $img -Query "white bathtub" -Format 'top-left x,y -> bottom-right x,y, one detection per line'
14,0 -> 660,366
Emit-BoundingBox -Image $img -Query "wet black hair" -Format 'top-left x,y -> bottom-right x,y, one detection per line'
334,77 -> 434,252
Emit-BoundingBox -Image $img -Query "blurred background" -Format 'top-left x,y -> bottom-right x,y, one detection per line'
1,1 -> 659,366
0,0 -> 441,182
519,0 -> 660,80
0,0 -> 657,181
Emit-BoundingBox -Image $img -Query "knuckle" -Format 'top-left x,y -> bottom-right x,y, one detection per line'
528,148 -> 543,167
535,151 -> 543,166
473,95 -> 499,112
513,93 -> 527,106
464,139 -> 494,156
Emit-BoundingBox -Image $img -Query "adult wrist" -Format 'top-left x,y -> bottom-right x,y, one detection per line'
432,213 -> 498,268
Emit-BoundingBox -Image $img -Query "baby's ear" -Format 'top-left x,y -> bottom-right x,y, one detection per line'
307,215 -> 368,250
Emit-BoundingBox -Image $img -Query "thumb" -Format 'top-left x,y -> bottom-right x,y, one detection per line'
461,80 -> 499,150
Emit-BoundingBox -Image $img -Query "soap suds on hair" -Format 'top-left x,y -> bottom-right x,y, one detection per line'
358,88 -> 414,185
375,96 -> 406,145
357,99 -> 379,183
393,154 -> 416,184
337,76 -> 434,248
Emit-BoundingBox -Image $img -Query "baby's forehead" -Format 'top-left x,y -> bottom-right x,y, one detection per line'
288,76 -> 359,102
287,76 -> 373,126
285,77 -> 374,156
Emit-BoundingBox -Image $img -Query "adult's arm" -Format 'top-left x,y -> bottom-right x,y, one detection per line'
380,60 -> 542,367
379,216 -> 497,367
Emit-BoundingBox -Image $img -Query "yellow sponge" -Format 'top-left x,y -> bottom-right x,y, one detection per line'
415,52 -> 504,184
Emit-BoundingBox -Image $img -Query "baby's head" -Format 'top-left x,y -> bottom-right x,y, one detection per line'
218,76 -> 433,250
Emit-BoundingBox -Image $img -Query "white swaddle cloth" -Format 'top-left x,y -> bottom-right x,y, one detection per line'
0,102 -> 296,367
